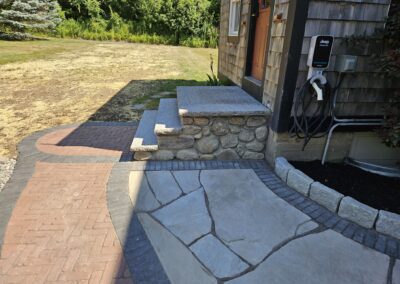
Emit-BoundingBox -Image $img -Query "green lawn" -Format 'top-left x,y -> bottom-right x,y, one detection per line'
0,38 -> 218,158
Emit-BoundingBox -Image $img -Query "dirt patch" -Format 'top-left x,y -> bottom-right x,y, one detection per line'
291,161 -> 400,214
0,39 -> 217,158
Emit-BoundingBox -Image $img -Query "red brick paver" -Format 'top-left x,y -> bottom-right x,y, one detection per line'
0,162 -> 133,284
36,126 -> 135,157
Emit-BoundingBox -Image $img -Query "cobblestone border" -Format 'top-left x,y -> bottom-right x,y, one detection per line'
271,157 -> 400,259
107,162 -> 170,284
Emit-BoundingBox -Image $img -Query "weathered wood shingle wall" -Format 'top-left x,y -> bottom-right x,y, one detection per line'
218,0 -> 250,86
262,0 -> 290,110
296,0 -> 394,116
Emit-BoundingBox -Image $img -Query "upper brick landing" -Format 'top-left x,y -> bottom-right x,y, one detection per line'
130,86 -> 272,161
177,86 -> 270,117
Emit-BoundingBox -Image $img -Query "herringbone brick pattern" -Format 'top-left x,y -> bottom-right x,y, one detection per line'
0,162 -> 133,284
36,126 -> 135,157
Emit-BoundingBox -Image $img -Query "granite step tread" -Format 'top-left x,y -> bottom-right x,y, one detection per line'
131,110 -> 159,152
155,98 -> 183,135
177,86 -> 271,117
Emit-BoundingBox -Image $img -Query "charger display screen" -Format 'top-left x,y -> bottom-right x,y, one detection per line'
312,36 -> 334,68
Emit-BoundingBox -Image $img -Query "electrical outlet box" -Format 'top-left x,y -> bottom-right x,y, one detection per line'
335,55 -> 358,72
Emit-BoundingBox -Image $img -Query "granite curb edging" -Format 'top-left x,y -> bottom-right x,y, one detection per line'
274,156 -> 400,243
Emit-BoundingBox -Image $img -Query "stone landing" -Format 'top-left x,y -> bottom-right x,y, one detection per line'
131,86 -> 271,161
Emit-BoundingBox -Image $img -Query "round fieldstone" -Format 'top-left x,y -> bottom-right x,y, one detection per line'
246,140 -> 264,152
176,149 -> 199,160
239,129 -> 255,142
158,135 -> 194,149
247,116 -> 267,127
183,125 -> 202,135
194,117 -> 210,126
236,144 -> 246,157
220,134 -> 239,148
242,151 -> 265,159
196,135 -> 219,154
215,149 -> 240,160
152,150 -> 174,160
182,117 -> 194,125
134,151 -> 153,161
229,125 -> 241,134
200,154 -> 215,160
202,126 -> 211,136
211,119 -> 230,136
255,126 -> 268,141
194,132 -> 202,139
229,117 -> 245,126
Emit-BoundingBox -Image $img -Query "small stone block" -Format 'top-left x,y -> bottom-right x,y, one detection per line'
286,169 -> 313,196
274,157 -> 294,182
310,182 -> 344,213
338,197 -> 378,229
375,210 -> 400,239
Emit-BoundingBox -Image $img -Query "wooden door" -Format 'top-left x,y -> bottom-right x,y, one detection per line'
251,0 -> 270,81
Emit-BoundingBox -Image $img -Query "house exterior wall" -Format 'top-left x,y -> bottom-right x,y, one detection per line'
294,0 -> 394,117
218,0 -> 399,164
262,0 -> 289,110
218,0 -> 251,86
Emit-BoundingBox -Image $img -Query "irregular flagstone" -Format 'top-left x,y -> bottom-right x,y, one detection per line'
138,213 -> 217,284
226,230 -> 390,284
172,170 -> 201,194
393,260 -> 400,284
295,220 -> 319,236
200,169 -> 312,265
146,171 -> 182,204
129,171 -> 160,212
152,189 -> 211,245
190,234 -> 249,279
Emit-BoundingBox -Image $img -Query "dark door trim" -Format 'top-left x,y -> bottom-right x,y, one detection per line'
270,0 -> 310,132
242,0 -> 274,102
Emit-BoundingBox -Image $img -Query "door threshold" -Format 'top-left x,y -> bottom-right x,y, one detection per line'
242,76 -> 263,102
244,76 -> 262,86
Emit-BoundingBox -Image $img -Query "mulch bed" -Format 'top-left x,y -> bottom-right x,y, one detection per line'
291,161 -> 400,214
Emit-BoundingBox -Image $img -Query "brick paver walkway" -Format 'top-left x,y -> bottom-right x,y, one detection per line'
0,123 -> 136,284
36,124 -> 135,157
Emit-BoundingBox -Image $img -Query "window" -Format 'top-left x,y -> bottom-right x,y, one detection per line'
229,0 -> 241,36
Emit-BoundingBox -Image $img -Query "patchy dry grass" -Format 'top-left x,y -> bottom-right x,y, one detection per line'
0,38 -> 217,158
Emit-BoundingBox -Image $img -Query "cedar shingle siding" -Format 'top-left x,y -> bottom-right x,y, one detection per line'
218,0 -> 394,117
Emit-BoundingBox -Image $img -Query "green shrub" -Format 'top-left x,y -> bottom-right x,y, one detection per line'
55,17 -> 216,48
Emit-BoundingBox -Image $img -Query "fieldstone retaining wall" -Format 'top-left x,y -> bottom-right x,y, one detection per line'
136,115 -> 269,161
274,157 -> 400,240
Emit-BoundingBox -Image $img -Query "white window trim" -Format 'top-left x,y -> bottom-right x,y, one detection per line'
229,0 -> 241,37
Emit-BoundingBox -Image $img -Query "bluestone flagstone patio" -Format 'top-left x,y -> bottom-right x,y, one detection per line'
130,168 -> 396,283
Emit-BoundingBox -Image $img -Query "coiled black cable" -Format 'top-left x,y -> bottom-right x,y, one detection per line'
289,78 -> 334,150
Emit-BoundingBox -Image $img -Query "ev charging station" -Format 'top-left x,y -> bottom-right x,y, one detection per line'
307,35 -> 334,101
291,34 -> 382,164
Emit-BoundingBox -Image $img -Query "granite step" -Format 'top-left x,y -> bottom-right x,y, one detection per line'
131,110 -> 159,152
177,86 -> 270,117
154,98 -> 183,135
